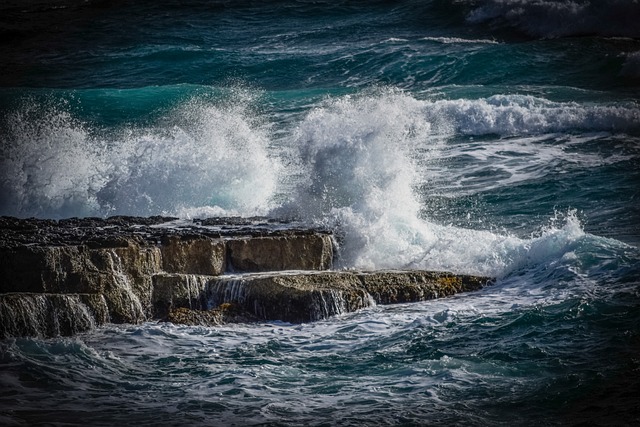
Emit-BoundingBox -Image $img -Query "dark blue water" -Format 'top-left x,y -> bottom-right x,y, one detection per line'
1,1 -> 639,425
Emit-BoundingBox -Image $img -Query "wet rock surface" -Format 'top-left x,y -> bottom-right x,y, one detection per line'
0,215 -> 331,249
0,216 -> 493,337
152,270 -> 493,326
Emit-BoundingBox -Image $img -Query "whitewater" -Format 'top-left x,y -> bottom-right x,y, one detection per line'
1,0 -> 639,425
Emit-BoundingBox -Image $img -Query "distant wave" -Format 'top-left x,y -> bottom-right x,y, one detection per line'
421,37 -> 499,45
424,95 -> 640,136
464,0 -> 640,38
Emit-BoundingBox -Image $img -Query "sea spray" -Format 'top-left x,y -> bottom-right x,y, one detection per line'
0,100 -> 107,218
464,0 -> 640,38
277,91 -> 597,277
279,90 -> 438,269
2,89 -> 638,221
0,93 -> 281,218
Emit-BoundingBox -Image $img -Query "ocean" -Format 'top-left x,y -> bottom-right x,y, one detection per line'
1,0 -> 639,425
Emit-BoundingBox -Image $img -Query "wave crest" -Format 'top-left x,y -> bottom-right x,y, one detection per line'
426,95 -> 640,136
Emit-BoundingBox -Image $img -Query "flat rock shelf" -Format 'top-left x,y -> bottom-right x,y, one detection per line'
0,216 -> 494,338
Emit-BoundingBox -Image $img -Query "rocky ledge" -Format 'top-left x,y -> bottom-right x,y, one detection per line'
0,216 -> 493,338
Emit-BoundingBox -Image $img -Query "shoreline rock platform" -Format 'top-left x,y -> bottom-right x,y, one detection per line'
0,216 -> 494,339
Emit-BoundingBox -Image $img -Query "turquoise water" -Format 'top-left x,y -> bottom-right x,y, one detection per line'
1,1 -> 639,425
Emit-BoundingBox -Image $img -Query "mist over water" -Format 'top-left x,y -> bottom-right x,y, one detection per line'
1,0 -> 639,425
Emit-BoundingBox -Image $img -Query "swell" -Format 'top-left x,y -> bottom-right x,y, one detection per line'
462,0 -> 640,39
4,1 -> 639,91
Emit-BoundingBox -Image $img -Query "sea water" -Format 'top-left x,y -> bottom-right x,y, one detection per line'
1,1 -> 639,425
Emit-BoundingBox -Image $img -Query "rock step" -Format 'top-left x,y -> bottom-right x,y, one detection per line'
153,270 -> 493,324
0,270 -> 493,338
0,217 -> 494,338
0,233 -> 333,325
0,233 -> 334,294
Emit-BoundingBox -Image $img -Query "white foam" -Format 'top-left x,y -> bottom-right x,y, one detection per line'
422,36 -> 499,45
382,37 -> 409,43
277,90 -> 437,268
100,97 -> 280,217
423,95 -> 640,136
1,104 -> 107,218
425,132 -> 636,196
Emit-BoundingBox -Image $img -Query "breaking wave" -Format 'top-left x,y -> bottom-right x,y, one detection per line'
281,91 -> 601,277
1,89 -> 636,276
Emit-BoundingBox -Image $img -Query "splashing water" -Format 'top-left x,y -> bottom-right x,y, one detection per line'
275,91 -> 593,277
0,93 -> 281,218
